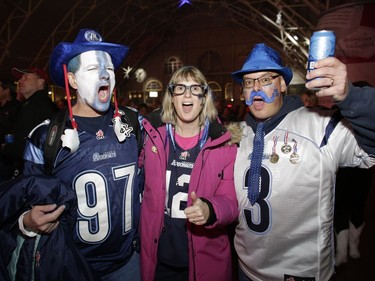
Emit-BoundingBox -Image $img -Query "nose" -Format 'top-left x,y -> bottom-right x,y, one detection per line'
253,79 -> 262,91
183,86 -> 193,97
99,69 -> 110,80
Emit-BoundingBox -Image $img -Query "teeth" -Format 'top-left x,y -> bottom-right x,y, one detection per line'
183,102 -> 193,106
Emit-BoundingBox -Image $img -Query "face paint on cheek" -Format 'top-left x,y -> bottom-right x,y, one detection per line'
245,88 -> 280,105
76,51 -> 115,112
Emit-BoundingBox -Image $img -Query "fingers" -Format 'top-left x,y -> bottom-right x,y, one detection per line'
45,221 -> 60,233
189,215 -> 205,225
26,204 -> 66,234
185,194 -> 209,225
305,57 -> 349,101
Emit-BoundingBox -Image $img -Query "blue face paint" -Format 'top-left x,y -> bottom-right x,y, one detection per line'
74,51 -> 115,113
245,88 -> 280,105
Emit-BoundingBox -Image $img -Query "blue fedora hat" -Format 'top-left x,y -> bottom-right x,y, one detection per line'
50,28 -> 129,87
231,43 -> 293,85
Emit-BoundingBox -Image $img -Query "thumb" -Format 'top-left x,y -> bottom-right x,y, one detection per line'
190,191 -> 198,205
40,204 -> 58,213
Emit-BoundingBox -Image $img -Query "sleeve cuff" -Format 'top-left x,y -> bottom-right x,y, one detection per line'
200,197 -> 217,226
18,211 -> 38,237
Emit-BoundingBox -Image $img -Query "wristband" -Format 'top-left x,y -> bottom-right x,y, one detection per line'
18,211 -> 38,237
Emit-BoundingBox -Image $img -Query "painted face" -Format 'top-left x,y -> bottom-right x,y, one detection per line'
242,71 -> 285,121
172,79 -> 205,127
71,50 -> 115,113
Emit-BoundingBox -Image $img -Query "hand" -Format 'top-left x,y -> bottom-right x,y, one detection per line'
24,204 -> 66,234
305,57 -> 349,102
184,191 -> 210,226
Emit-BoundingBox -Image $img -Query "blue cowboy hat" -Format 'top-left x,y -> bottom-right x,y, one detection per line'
50,28 -> 129,87
231,43 -> 293,85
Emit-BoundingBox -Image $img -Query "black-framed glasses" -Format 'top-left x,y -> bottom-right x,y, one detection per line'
242,75 -> 280,89
168,84 -> 207,97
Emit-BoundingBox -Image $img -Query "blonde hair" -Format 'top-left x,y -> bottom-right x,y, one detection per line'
161,66 -> 217,126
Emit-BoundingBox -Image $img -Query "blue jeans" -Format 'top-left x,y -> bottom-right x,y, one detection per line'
101,252 -> 140,281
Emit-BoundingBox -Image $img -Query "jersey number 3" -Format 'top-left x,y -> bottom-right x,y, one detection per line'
244,167 -> 271,233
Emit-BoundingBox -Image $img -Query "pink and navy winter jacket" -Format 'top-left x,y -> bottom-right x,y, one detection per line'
139,110 -> 239,281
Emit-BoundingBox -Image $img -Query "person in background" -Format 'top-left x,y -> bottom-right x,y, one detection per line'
334,80 -> 375,266
231,43 -> 375,281
300,90 -> 318,107
6,29 -> 142,280
139,66 -> 239,281
137,102 -> 149,117
0,79 -> 21,146
0,68 -> 57,182
0,79 -> 22,181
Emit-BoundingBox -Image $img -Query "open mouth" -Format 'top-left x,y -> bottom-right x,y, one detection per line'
253,97 -> 264,102
182,101 -> 193,112
98,85 -> 109,102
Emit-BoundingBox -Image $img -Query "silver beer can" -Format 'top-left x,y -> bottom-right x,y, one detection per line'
307,30 -> 336,89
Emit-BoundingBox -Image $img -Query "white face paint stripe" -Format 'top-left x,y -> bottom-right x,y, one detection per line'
74,50 -> 115,113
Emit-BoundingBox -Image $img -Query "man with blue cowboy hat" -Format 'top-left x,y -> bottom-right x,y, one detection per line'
15,28 -> 142,280
232,43 -> 375,281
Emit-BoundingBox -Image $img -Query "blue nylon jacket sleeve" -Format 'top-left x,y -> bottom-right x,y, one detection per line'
0,175 -> 98,281
337,83 -> 375,155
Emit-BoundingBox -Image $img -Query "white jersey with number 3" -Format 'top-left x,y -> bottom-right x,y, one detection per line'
234,107 -> 375,281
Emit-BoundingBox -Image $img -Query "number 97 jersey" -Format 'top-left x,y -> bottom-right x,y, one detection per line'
64,131 -> 140,275
24,111 -> 141,276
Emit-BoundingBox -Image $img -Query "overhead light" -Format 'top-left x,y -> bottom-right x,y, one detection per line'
149,91 -> 158,97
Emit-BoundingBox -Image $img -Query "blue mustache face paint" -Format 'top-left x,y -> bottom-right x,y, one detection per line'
245,88 -> 280,106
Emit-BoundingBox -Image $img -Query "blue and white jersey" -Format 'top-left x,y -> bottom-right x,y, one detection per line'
23,107 -> 141,276
234,107 -> 375,281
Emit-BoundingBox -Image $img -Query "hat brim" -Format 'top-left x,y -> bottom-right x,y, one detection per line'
50,42 -> 129,87
12,67 -> 50,83
231,59 -> 293,86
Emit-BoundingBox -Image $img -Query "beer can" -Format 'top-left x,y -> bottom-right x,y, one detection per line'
307,30 -> 336,89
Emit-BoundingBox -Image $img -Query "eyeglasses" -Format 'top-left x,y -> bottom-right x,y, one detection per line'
168,84 -> 207,97
242,75 -> 280,89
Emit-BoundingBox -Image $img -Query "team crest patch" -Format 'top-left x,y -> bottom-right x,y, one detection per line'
96,129 -> 105,140
179,151 -> 190,160
284,274 -> 315,281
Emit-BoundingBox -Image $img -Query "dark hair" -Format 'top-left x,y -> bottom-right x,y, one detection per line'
0,79 -> 17,99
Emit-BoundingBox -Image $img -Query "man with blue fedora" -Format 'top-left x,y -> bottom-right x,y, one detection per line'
15,29 -> 142,280
232,43 -> 375,281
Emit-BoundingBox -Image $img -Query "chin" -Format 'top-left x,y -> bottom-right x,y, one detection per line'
93,103 -> 110,113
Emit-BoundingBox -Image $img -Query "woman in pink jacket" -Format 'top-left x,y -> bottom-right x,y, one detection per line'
139,66 -> 239,281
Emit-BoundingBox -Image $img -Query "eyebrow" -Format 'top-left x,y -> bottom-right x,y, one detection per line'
244,73 -> 276,79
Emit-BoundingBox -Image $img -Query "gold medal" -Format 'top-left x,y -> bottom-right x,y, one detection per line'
270,153 -> 279,163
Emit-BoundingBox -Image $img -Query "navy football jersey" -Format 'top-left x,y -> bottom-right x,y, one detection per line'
23,108 -> 140,275
157,139 -> 199,267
